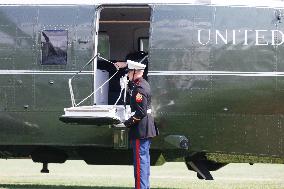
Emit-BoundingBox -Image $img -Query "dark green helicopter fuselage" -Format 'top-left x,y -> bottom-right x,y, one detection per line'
0,3 -> 284,177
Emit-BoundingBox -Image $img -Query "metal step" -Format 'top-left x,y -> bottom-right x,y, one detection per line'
59,105 -> 131,126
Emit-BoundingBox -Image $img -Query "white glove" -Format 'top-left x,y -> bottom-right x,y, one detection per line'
120,75 -> 128,89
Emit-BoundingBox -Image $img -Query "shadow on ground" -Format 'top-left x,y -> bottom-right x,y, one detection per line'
0,184 -> 170,189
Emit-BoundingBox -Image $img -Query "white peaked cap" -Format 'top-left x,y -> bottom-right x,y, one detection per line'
127,60 -> 146,70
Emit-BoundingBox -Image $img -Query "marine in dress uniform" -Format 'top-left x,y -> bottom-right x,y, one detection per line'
115,57 -> 158,189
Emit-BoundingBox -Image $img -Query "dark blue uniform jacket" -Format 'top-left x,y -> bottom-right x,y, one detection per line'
126,78 -> 158,139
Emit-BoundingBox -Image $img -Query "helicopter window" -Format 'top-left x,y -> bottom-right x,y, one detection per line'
41,30 -> 68,65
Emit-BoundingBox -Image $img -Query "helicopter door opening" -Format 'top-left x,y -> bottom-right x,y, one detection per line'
60,6 -> 151,126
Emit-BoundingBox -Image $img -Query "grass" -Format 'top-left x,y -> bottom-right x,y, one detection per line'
1,160 -> 284,188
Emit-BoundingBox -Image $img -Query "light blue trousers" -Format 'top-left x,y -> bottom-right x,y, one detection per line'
131,138 -> 151,189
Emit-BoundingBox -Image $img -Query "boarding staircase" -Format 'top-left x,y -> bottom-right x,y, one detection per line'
59,54 -> 131,126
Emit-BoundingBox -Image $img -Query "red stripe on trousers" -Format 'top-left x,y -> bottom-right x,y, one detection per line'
136,139 -> 141,189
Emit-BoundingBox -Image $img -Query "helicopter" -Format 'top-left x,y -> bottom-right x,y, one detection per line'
0,0 -> 284,180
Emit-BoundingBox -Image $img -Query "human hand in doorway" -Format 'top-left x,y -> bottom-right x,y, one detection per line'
114,62 -> 127,70
124,117 -> 135,128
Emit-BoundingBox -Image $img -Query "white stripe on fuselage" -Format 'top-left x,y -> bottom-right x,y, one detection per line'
148,71 -> 284,77
0,70 -> 284,77
0,70 -> 93,75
